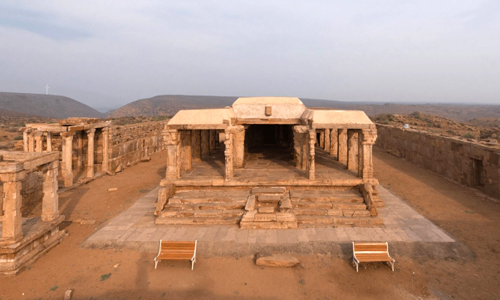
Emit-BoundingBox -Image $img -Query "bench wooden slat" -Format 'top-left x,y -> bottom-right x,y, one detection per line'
352,242 -> 395,272
154,240 -> 197,270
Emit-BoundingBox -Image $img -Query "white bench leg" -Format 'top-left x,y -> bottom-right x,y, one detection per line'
191,258 -> 195,270
155,259 -> 159,269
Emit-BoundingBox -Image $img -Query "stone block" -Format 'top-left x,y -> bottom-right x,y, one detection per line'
255,254 -> 299,267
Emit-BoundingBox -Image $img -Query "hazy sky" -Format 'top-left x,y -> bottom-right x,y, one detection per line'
0,1 -> 499,109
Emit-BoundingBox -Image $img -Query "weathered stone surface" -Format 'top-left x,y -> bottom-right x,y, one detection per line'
255,254 -> 300,267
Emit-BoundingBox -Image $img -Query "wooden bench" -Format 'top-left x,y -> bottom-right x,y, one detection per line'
352,242 -> 395,272
154,240 -> 197,270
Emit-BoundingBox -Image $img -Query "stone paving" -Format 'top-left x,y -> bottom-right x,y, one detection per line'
83,185 -> 455,251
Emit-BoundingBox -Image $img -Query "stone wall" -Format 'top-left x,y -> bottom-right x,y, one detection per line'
108,121 -> 167,173
376,124 -> 500,199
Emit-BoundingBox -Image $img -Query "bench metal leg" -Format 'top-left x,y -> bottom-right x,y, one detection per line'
388,261 -> 394,271
191,258 -> 195,270
353,258 -> 359,272
155,259 -> 159,269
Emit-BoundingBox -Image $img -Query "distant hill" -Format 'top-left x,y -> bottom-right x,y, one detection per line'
109,95 -> 500,122
0,92 -> 104,118
108,95 -> 238,118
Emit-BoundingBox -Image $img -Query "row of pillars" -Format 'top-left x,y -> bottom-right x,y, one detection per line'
0,161 -> 60,244
164,125 -> 376,182
315,127 -> 376,179
23,128 -> 110,187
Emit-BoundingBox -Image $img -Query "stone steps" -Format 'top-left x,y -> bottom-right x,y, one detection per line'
156,188 -> 250,225
155,216 -> 240,225
292,196 -> 365,203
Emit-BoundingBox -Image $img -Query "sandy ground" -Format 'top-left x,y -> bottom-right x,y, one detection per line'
0,148 -> 499,300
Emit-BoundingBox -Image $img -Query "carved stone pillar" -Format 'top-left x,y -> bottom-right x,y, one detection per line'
61,132 -> 74,187
0,178 -> 23,244
338,128 -> 348,165
191,130 -> 201,161
23,129 -> 29,152
102,127 -> 109,172
180,130 -> 192,171
209,130 -> 216,153
347,130 -> 359,173
46,132 -> 52,152
42,161 -> 59,222
293,125 -> 308,170
319,129 -> 325,148
34,131 -> 43,152
324,128 -> 331,153
361,128 -> 377,180
232,125 -> 245,168
223,127 -> 234,180
307,129 -> 316,180
330,128 -> 338,158
165,129 -> 180,179
28,132 -> 35,152
201,130 -> 210,157
77,131 -> 84,170
86,128 -> 96,178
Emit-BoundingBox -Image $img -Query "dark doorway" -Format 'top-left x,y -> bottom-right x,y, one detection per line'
245,125 -> 293,151
471,158 -> 484,188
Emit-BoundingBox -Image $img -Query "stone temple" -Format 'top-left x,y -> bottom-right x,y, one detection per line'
155,97 -> 384,229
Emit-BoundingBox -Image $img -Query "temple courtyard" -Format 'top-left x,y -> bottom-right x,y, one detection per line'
0,147 -> 498,299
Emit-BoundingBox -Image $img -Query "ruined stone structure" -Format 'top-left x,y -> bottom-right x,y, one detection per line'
155,97 -> 383,228
108,121 -> 166,173
23,119 -> 167,187
377,124 -> 500,199
0,151 -> 66,275
24,118 -> 111,187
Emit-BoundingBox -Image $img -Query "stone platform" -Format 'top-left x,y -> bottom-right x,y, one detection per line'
83,186 -> 455,255
0,216 -> 66,275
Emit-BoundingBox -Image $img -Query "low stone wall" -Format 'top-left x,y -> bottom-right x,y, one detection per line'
376,124 -> 500,199
108,121 -> 167,173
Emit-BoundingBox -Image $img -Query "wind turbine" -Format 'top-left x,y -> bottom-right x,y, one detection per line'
45,84 -> 50,95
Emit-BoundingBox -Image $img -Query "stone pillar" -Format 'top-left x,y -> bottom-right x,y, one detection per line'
209,130 -> 216,153
23,129 -> 29,152
324,128 -> 331,153
61,132 -> 74,187
102,127 -> 109,172
86,128 -> 95,179
319,129 -> 325,148
28,132 -> 35,152
191,130 -> 201,161
42,161 -> 59,222
165,129 -> 180,179
34,132 -> 43,152
223,127 -> 234,180
180,130 -> 192,171
201,130 -> 210,157
77,131 -> 84,170
361,128 -> 377,180
46,132 -> 52,152
347,130 -> 359,173
0,178 -> 23,244
330,129 -> 338,158
338,128 -> 348,166
293,125 -> 308,170
307,129 -> 316,180
232,126 -> 245,168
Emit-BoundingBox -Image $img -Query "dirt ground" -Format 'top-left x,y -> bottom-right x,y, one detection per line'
0,148 -> 499,300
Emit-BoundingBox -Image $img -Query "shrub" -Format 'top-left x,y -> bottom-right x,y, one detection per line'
463,132 -> 475,139
13,135 -> 23,140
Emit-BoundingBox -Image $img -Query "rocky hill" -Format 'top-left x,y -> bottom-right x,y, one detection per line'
108,95 -> 238,118
0,92 -> 104,118
109,95 -> 500,122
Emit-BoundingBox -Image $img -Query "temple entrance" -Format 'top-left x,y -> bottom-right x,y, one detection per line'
245,124 -> 293,153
